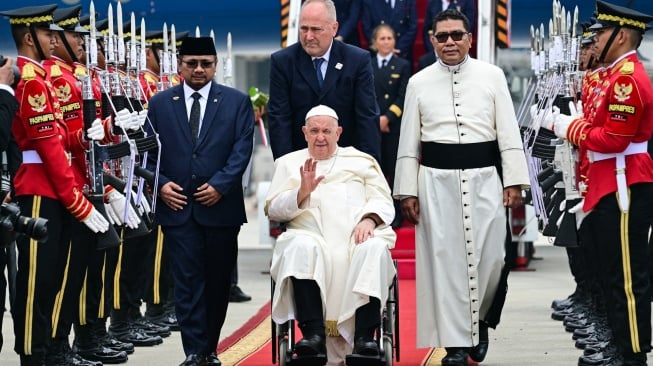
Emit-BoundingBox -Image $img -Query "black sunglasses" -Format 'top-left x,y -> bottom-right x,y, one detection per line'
433,31 -> 469,43
182,59 -> 215,69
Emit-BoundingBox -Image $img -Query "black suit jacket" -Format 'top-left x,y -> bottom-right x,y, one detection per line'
422,0 -> 476,53
145,82 -> 254,227
268,40 -> 381,161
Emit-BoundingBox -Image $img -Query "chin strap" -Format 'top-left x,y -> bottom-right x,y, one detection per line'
597,27 -> 621,64
29,26 -> 47,61
58,30 -> 79,64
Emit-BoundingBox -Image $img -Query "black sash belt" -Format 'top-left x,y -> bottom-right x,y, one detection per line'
420,141 -> 500,170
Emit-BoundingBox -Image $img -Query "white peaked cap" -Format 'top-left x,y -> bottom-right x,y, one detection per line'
305,105 -> 339,121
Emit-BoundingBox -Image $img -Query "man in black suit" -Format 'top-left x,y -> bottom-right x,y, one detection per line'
145,36 -> 254,366
268,0 -> 381,162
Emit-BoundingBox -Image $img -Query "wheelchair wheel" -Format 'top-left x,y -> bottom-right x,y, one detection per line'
383,336 -> 393,366
279,338 -> 289,366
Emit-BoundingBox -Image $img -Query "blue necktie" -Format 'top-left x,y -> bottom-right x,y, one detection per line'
313,58 -> 324,88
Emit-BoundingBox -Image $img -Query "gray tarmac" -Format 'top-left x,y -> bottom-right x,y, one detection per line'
1,194 -> 651,365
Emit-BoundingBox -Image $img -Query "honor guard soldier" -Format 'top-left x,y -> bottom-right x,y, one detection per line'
50,7 -> 133,365
139,30 -> 162,100
0,4 -> 111,366
77,13 -> 140,358
540,1 -> 653,365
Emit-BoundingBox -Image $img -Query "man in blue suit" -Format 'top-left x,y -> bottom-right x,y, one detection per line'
361,0 -> 417,63
422,0 -> 476,54
145,36 -> 254,366
268,0 -> 381,162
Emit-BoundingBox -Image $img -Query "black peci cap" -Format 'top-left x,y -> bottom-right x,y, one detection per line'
179,36 -> 216,56
53,6 -> 87,33
589,0 -> 653,33
0,4 -> 63,31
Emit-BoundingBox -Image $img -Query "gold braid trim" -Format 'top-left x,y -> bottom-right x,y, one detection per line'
56,17 -> 79,27
597,13 -> 647,30
9,15 -> 53,26
325,320 -> 340,337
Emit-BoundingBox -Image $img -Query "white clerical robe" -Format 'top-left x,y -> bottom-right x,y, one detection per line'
394,57 -> 530,348
266,147 -> 396,363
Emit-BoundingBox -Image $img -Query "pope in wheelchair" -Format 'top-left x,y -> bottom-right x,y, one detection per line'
266,105 -> 397,365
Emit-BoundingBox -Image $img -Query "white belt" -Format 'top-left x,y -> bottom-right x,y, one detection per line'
22,150 -> 42,164
588,141 -> 648,212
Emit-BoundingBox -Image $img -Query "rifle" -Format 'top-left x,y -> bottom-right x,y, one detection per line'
82,7 -> 120,249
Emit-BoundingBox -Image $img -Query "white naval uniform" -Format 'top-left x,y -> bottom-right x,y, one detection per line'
393,57 -> 530,348
266,147 -> 397,364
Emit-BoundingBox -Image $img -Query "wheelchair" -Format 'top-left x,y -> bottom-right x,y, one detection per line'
271,262 -> 400,366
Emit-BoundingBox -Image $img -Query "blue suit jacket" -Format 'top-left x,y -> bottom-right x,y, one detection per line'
361,0 -> 417,60
268,40 -> 381,161
334,0 -> 363,46
145,82 -> 254,227
422,0 -> 476,53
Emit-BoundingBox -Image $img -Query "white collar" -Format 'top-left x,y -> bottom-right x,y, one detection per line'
183,81 -> 212,101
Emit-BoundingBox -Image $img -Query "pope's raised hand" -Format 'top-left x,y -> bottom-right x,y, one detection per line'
296,158 -> 325,206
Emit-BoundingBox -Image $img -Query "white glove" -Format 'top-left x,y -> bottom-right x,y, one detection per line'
135,111 -> 147,128
104,202 -> 119,225
114,108 -> 139,130
568,199 -> 588,229
106,189 -> 141,229
568,100 -> 583,118
530,104 -> 555,130
82,207 -> 110,233
551,106 -> 574,139
86,118 -> 105,141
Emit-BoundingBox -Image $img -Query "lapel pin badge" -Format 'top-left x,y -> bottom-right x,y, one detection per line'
213,98 -> 218,103
173,96 -> 180,100
335,63 -> 343,70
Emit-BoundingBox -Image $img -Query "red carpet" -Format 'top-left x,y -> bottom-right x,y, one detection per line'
217,280 -> 456,365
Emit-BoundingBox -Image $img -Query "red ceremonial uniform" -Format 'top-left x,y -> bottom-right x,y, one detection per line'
139,69 -> 159,103
13,56 -> 93,221
566,51 -> 653,211
43,56 -> 90,190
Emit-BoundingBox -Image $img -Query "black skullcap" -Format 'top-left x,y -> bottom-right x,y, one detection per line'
0,4 -> 63,31
53,6 -> 87,33
590,0 -> 653,33
179,36 -> 216,56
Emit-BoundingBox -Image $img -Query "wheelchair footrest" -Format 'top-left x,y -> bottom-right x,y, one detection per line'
345,352 -> 388,366
286,353 -> 328,366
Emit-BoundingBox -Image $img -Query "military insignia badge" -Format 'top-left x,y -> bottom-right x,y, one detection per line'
613,82 -> 632,102
28,93 -> 47,113
55,82 -> 72,103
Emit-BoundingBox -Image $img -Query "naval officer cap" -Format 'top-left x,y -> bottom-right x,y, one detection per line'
305,105 -> 339,121
53,6 -> 87,33
79,14 -> 108,35
589,0 -> 653,33
179,36 -> 216,56
0,4 -> 63,31
580,21 -> 595,46
145,30 -> 165,48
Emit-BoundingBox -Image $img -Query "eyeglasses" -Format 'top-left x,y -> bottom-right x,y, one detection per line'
433,31 -> 469,43
182,59 -> 215,69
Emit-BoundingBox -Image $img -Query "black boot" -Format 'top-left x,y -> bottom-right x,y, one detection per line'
469,321 -> 489,362
352,298 -> 380,356
94,318 -> 135,354
73,322 -> 129,364
291,278 -> 326,356
110,309 -> 162,347
442,347 -> 468,366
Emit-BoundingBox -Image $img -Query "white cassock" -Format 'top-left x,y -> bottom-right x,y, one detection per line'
266,147 -> 396,365
394,57 -> 530,348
